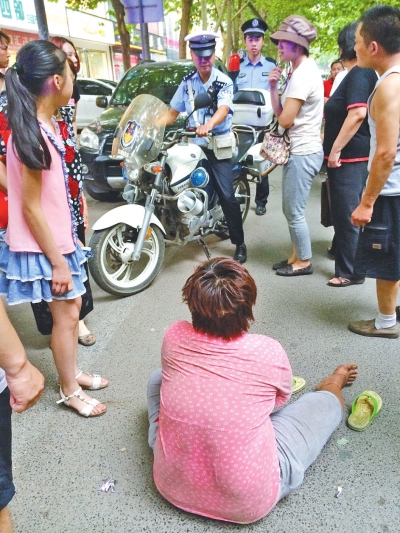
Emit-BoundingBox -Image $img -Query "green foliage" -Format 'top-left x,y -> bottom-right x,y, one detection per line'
164,0 -> 400,61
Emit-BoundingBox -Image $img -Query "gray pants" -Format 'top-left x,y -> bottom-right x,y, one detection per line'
147,369 -> 342,500
282,151 -> 324,260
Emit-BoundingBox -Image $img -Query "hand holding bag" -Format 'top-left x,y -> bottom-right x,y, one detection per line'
259,121 -> 291,165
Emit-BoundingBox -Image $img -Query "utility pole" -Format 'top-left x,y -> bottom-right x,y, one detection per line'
226,0 -> 232,60
33,0 -> 49,40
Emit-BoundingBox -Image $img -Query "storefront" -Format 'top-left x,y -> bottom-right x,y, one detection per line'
112,25 -> 167,80
66,9 -> 115,80
0,0 -> 115,80
0,0 -> 69,63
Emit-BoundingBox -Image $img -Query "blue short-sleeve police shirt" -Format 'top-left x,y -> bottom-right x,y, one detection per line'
236,56 -> 275,91
170,67 -> 233,145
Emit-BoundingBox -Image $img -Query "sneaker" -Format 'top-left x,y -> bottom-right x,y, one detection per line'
348,319 -> 399,339
233,243 -> 247,264
255,205 -> 266,216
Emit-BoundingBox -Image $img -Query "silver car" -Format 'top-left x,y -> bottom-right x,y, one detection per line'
75,78 -> 116,129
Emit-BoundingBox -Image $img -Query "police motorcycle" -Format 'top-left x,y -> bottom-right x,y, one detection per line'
88,92 -> 253,297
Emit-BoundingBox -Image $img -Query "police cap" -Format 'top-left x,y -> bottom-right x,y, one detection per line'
185,30 -> 219,57
241,18 -> 268,37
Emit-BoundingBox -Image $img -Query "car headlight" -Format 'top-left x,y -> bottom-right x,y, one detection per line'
80,128 -> 99,150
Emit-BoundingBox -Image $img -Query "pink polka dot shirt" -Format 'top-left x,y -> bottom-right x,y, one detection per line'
153,320 -> 293,524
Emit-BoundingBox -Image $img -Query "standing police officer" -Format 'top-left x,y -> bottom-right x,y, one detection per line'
237,18 -> 276,216
162,31 -> 247,263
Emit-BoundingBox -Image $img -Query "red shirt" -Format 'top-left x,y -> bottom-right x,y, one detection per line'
323,77 -> 334,99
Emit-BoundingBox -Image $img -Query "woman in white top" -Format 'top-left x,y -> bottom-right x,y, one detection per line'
268,15 -> 324,276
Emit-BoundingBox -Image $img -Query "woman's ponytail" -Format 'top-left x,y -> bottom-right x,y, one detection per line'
5,40 -> 67,170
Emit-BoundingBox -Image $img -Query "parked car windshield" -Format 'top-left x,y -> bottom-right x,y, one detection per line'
111,62 -> 193,106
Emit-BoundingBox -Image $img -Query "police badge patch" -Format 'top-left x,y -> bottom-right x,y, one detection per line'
121,120 -> 141,149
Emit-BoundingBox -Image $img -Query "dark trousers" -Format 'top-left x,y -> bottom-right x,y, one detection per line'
0,387 -> 15,510
255,175 -> 270,207
203,147 -> 244,245
327,161 -> 368,279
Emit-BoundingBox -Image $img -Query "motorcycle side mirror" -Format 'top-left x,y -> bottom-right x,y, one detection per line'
194,93 -> 212,110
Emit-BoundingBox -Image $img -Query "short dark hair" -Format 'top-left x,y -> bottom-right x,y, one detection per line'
331,60 -> 342,68
0,30 -> 10,45
182,257 -> 257,340
338,21 -> 358,61
360,5 -> 400,55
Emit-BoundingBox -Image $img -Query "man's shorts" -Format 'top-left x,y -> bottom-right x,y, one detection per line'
0,387 -> 15,510
354,195 -> 400,281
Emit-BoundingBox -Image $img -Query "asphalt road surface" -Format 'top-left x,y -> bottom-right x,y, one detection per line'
5,168 -> 399,533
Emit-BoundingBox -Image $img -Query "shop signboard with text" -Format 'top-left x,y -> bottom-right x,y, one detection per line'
67,9 -> 115,44
0,0 -> 69,35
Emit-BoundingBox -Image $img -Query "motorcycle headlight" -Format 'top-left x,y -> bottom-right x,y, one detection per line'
190,167 -> 209,188
80,128 -> 99,151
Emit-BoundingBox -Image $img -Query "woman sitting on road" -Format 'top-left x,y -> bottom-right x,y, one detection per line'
268,15 -> 324,277
147,257 -> 358,524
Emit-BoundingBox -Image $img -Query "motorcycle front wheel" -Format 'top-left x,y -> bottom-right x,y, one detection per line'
88,223 -> 165,297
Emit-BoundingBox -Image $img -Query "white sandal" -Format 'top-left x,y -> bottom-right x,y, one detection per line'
76,370 -> 108,390
57,370 -> 108,391
56,387 -> 106,417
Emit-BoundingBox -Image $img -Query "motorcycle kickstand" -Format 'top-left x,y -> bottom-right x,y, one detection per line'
198,237 -> 211,260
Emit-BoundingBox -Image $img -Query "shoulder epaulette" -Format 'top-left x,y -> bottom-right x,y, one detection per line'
265,56 -> 277,66
183,69 -> 197,81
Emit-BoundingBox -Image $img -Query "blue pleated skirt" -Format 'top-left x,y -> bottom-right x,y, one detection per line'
0,242 -> 88,305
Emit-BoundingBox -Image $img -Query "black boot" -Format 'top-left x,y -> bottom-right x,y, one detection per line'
233,243 -> 247,264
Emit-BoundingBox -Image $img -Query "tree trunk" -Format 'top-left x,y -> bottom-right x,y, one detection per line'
179,0 -> 193,59
110,0 -> 131,72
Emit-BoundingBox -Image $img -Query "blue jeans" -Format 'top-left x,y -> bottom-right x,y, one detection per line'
282,151 -> 324,260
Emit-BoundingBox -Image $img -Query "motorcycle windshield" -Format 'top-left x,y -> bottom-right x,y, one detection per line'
111,94 -> 168,170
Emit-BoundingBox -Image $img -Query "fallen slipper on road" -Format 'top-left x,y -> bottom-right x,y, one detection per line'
347,390 -> 382,431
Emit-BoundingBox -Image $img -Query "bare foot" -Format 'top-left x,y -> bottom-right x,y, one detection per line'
316,363 -> 358,392
291,260 -> 311,271
328,277 -> 350,285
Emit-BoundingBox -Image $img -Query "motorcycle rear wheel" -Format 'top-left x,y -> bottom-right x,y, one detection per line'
89,223 -> 165,297
234,176 -> 250,222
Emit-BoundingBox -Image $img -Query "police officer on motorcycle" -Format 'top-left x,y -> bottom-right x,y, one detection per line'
237,18 -> 276,216
161,30 -> 247,264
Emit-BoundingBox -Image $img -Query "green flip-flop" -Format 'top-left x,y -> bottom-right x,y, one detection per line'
347,390 -> 382,431
292,376 -> 306,394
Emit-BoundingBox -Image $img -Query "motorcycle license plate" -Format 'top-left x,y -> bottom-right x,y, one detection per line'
145,228 -> 153,241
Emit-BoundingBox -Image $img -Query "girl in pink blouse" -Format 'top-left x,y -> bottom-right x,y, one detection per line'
0,41 -> 108,417
147,258 -> 358,523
